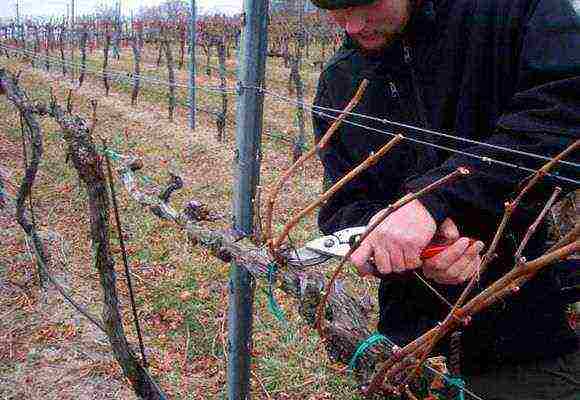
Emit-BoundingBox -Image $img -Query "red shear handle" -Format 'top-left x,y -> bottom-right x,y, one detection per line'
420,239 -> 477,260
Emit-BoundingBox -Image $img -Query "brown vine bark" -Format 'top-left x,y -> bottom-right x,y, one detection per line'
216,38 -> 228,141
103,32 -> 111,96
163,38 -> 176,122
0,68 -> 49,287
131,32 -> 143,106
79,31 -> 88,87
289,56 -> 306,162
117,156 -> 416,387
58,25 -> 67,76
0,68 -> 168,400
43,24 -> 51,72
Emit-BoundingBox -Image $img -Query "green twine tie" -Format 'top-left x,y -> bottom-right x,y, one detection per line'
96,144 -> 122,162
444,375 -> 466,400
98,145 -> 155,185
103,148 -> 122,161
348,333 -> 393,370
349,333 -> 466,399
0,183 -> 6,206
265,262 -> 286,324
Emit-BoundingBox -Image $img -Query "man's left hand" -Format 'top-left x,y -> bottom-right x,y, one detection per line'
422,218 -> 485,285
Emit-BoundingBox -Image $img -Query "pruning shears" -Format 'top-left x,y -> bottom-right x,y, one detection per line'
286,226 -> 463,279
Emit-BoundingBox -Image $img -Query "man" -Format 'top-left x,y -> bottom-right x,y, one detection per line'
310,0 -> 579,398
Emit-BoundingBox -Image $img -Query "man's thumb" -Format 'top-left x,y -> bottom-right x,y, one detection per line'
439,218 -> 460,241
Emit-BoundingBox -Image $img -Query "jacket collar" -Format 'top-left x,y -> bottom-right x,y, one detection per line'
406,0 -> 440,41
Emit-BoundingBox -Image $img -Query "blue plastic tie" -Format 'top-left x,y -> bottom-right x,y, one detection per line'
265,263 -> 286,324
103,148 -> 122,161
0,183 -> 6,205
443,375 -> 466,400
348,333 -> 393,370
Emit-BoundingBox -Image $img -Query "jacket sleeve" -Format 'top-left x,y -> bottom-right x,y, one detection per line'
313,77 -> 389,234
405,0 -> 580,232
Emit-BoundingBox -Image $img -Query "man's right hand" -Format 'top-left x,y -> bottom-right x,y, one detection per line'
350,200 -> 437,276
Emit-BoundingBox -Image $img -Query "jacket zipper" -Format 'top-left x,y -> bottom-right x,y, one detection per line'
403,44 -> 412,65
389,81 -> 399,98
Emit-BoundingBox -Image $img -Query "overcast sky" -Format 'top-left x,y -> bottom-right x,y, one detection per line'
0,0 -> 242,19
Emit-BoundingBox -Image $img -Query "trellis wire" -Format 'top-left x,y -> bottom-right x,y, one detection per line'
0,44 -> 295,143
0,44 -> 233,94
257,86 -> 580,170
2,44 -> 578,186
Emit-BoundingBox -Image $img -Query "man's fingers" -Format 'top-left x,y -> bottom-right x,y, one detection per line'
458,242 -> 484,282
351,242 -> 374,275
387,243 -> 406,273
430,241 -> 484,285
424,238 -> 471,270
459,255 -> 481,282
444,241 -> 481,276
350,201 -> 438,278
403,246 -> 422,270
439,218 -> 460,241
373,247 -> 393,275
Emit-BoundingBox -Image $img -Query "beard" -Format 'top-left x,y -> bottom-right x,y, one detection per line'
355,30 -> 403,54
353,1 -> 413,52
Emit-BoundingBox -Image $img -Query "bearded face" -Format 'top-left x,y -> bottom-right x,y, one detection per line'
328,0 -> 412,51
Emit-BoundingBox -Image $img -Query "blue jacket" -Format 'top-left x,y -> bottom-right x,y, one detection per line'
312,0 -> 579,373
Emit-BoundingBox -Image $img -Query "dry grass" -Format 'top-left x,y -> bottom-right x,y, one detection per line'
0,45 -> 374,400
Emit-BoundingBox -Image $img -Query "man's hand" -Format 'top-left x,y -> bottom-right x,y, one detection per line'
350,201 -> 485,284
422,218 -> 485,285
350,200 -> 437,276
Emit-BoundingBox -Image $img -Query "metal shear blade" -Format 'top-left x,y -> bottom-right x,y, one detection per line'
286,226 -> 367,267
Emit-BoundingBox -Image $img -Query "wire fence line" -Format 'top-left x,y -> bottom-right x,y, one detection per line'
0,44 -> 234,121
254,86 -> 580,170
1,43 -> 578,187
200,61 -> 319,92
0,43 -> 302,145
252,86 -> 580,186
0,44 -> 234,94
0,45 -> 296,159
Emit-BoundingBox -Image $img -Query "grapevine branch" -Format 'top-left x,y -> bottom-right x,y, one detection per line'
272,134 -> 404,250
0,68 -> 168,400
264,79 -> 369,257
118,153 -> 481,391
314,167 -> 471,336
366,139 -> 579,395
514,186 -> 562,261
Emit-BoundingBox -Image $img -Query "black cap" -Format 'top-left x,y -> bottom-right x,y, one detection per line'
310,0 -> 376,10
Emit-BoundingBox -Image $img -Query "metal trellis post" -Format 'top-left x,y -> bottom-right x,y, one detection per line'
189,0 -> 196,130
228,0 -> 269,398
